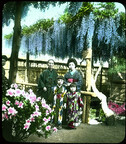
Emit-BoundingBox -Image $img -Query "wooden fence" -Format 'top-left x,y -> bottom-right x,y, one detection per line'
14,58 -> 109,91
4,58 -> 110,123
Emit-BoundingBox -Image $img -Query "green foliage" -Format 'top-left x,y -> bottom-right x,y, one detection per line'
108,56 -> 126,74
58,12 -> 73,24
76,2 -> 94,17
89,108 -> 96,119
4,18 -> 54,38
22,18 -> 54,35
93,2 -> 118,19
99,109 -> 106,122
89,108 -> 106,122
2,83 -> 57,142
119,12 -> 125,31
4,33 -> 13,40
58,2 -> 94,24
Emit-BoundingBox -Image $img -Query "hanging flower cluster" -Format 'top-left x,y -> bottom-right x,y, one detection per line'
2,83 -> 57,141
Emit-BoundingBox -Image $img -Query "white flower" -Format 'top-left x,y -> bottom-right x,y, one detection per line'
24,122 -> 31,131
8,107 -> 18,115
46,125 -> 51,131
53,127 -> 58,132
6,100 -> 10,106
36,97 -> 41,102
2,104 -> 7,111
43,117 -> 49,125
32,111 -> 41,117
6,89 -> 15,97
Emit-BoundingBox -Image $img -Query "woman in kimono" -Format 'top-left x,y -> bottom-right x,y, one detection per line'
37,59 -> 58,105
66,83 -> 84,129
64,58 -> 83,92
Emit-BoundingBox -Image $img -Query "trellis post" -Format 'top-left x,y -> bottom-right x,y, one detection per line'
25,52 -> 29,83
82,48 -> 92,123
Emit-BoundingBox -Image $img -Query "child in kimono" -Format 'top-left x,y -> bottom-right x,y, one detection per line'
66,83 -> 83,129
52,75 -> 67,129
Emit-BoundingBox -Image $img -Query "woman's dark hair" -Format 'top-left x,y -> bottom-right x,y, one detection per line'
67,58 -> 77,68
70,83 -> 77,88
2,55 -> 8,61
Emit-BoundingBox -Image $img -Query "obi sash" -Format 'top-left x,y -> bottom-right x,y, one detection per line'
57,94 -> 61,99
67,78 -> 78,83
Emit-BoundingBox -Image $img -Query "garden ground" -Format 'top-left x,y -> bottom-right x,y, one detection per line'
27,122 -> 125,143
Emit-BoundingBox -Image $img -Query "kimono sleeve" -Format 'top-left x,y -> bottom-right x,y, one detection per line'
37,72 -> 45,89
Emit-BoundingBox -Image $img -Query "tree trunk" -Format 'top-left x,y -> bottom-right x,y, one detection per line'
91,65 -> 114,117
9,2 -> 23,85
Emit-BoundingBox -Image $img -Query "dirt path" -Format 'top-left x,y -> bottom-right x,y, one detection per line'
27,123 -> 125,143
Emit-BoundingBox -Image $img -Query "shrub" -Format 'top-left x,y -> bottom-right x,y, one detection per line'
2,83 -> 57,142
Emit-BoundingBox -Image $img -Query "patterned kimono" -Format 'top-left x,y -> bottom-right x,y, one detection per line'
66,91 -> 84,128
52,85 -> 67,126
64,70 -> 83,91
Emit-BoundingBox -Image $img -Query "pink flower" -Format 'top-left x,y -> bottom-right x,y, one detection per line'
11,83 -> 18,89
2,113 -> 9,121
53,127 -> 57,132
35,104 -> 39,111
43,117 -> 49,125
4,113 -> 9,119
32,111 -> 41,117
24,93 -> 30,100
21,90 -> 25,96
36,97 -> 41,102
15,89 -> 22,96
46,110 -> 49,116
26,119 -> 30,123
48,117 -> 51,121
15,100 -> 19,105
30,117 -> 35,122
46,125 -> 51,131
2,104 -> 7,111
13,83 -> 18,89
42,103 -> 46,107
6,100 -> 10,106
18,102 -> 24,108
43,117 -> 48,122
6,89 -> 14,96
8,107 -> 18,115
29,94 -> 36,104
45,104 -> 50,109
24,122 -> 31,131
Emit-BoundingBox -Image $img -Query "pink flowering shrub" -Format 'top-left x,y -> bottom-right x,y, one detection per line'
2,83 -> 57,142
108,101 -> 126,115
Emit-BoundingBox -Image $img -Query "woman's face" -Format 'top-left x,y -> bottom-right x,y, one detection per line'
68,62 -> 76,71
48,60 -> 54,69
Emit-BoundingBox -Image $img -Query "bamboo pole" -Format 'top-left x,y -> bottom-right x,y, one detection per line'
81,91 -> 97,97
82,48 -> 92,123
